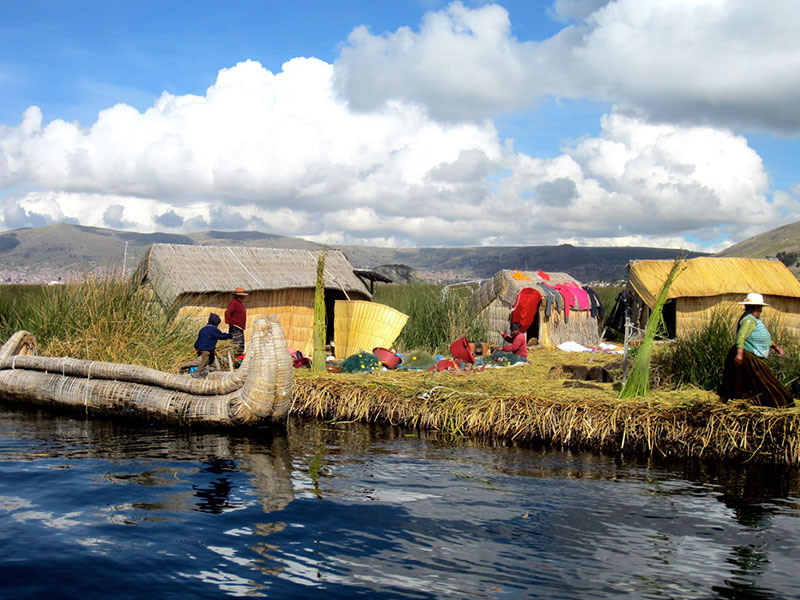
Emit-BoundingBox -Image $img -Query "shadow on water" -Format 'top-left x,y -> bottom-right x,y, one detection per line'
1,403 -> 800,599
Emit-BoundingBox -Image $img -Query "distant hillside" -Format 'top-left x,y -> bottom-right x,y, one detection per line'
372,264 -> 423,284
0,223 -> 325,277
339,244 -> 700,283
718,220 -> 800,259
0,222 -> 703,284
717,220 -> 800,276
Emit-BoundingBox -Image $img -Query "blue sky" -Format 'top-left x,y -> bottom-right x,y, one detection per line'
1,0 -> 798,251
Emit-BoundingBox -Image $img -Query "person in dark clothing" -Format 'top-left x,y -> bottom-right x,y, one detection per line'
719,293 -> 792,407
224,287 -> 248,357
190,313 -> 233,378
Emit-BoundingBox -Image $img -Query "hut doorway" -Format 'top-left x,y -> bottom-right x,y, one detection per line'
662,299 -> 677,339
526,312 -> 540,345
324,289 -> 349,344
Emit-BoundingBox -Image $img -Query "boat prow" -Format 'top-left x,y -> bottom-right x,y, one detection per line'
0,317 -> 293,426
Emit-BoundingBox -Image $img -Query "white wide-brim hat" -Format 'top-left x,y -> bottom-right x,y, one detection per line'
739,292 -> 769,306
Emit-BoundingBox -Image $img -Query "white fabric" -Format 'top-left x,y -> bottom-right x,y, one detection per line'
557,341 -> 624,354
557,341 -> 592,352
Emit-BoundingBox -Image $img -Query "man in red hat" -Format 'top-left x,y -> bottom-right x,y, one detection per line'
225,287 -> 248,357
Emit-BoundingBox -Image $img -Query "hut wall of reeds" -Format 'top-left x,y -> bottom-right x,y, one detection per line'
627,257 -> 800,338
470,270 -> 601,348
133,244 -> 371,356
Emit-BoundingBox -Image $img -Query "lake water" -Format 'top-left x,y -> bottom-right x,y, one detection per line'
1,404 -> 799,599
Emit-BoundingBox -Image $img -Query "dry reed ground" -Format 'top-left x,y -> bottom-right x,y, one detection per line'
291,349 -> 800,465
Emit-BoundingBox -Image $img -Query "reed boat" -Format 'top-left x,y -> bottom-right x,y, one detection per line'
0,317 -> 292,426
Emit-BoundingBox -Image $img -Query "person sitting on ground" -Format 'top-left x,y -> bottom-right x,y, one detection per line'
718,293 -> 793,407
498,321 -> 528,361
225,287 -> 248,357
189,313 -> 233,378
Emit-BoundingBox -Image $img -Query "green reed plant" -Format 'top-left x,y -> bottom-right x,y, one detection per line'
593,284 -> 624,342
593,285 -> 623,319
0,277 -> 196,371
653,310 -> 735,391
374,283 -> 487,354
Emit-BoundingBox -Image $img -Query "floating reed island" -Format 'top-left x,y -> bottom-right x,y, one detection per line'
290,350 -> 800,465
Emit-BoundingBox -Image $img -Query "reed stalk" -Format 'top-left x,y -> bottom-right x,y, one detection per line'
312,252 -> 326,373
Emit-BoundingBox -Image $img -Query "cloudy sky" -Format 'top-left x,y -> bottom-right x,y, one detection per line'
1,0 -> 798,251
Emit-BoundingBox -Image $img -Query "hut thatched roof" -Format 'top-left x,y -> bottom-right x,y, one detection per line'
471,269 -> 582,314
629,257 -> 800,308
133,244 -> 370,305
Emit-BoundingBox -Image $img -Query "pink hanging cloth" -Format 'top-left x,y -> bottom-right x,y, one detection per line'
562,281 -> 590,310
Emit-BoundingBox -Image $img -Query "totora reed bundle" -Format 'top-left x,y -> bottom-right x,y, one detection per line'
620,255 -> 685,399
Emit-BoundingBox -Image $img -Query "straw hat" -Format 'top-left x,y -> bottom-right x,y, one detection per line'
233,287 -> 248,296
739,292 -> 768,306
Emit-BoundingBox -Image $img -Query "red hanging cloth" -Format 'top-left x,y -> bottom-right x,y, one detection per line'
511,288 -> 542,332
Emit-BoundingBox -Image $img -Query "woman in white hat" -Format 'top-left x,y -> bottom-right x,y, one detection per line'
719,293 -> 793,407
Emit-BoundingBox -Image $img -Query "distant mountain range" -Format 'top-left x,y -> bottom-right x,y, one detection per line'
3,220 -> 797,284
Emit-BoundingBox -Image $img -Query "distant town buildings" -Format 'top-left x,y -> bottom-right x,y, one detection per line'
0,266 -> 128,285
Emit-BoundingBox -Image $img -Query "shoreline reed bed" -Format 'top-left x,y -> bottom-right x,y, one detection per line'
0,277 -> 197,371
291,352 -> 800,464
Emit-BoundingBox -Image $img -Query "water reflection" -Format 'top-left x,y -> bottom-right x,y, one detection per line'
1,404 -> 800,599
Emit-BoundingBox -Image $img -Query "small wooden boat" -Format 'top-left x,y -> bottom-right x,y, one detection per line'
0,317 -> 292,426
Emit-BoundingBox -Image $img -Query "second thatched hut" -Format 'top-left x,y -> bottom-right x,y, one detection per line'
470,269 -> 602,348
625,257 -> 800,338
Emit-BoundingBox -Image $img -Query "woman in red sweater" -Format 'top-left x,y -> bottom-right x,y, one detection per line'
224,287 -> 248,357
499,321 -> 528,361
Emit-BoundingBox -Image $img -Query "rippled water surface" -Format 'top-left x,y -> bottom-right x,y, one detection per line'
1,404 -> 800,599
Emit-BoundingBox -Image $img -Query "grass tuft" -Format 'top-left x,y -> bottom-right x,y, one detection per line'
373,283 -> 487,353
0,277 -> 197,371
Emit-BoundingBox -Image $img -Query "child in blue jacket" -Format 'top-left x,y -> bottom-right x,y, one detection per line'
191,313 -> 233,378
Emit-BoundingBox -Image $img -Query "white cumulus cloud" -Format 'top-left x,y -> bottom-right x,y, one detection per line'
335,0 -> 800,132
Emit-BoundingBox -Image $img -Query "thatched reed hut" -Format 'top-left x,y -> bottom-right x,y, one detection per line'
470,270 -> 601,348
133,244 -> 370,355
626,257 -> 800,338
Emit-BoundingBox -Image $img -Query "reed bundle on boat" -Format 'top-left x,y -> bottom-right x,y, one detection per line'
290,352 -> 800,464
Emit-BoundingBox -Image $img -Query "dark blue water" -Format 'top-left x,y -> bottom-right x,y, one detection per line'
1,405 -> 799,599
